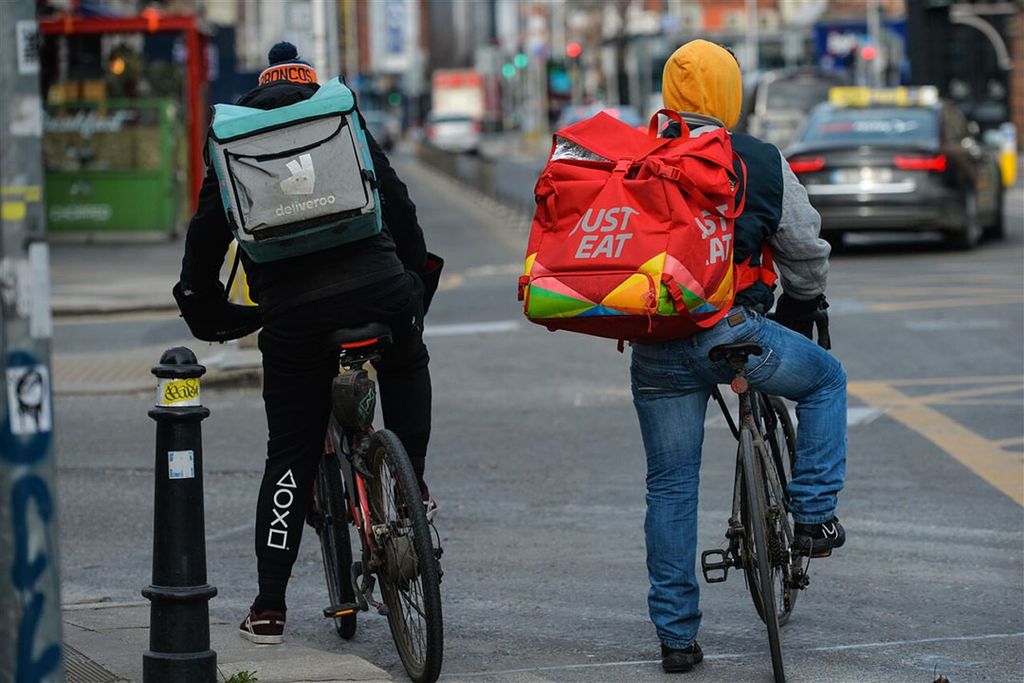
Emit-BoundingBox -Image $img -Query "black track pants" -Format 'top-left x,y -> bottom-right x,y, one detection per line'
253,272 -> 431,609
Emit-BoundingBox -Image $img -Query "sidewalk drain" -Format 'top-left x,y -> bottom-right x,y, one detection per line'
64,644 -> 127,682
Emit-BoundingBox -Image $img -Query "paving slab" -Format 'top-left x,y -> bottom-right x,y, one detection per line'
62,605 -> 390,683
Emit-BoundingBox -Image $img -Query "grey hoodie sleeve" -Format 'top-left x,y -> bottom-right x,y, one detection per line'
768,151 -> 831,299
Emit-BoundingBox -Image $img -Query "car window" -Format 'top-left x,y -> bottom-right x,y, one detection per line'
796,108 -> 939,146
763,79 -> 837,112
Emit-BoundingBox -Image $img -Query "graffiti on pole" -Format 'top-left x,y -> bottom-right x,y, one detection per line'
2,350 -> 61,682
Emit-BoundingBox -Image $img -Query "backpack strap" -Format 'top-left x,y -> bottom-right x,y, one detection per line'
225,244 -> 242,295
735,243 -> 778,291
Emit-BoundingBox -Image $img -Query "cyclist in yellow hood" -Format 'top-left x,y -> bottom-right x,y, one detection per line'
661,38 -> 743,130
634,39 -> 847,675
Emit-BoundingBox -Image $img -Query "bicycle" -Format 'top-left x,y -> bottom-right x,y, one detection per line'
307,322 -> 444,683
698,341 -> 810,683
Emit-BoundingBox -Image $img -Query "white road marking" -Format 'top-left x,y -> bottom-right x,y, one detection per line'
444,631 -> 1024,678
425,320 -> 521,337
571,389 -> 883,426
904,318 -> 1008,331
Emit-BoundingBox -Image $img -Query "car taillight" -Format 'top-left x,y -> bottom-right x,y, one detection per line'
893,154 -> 947,172
427,126 -> 435,139
788,157 -> 825,173
471,121 -> 481,134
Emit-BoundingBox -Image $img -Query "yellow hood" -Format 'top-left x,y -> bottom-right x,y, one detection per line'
662,40 -> 742,130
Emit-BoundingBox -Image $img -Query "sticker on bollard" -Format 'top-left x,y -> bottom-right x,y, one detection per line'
168,450 -> 195,479
145,347 -> 217,682
158,377 -> 201,407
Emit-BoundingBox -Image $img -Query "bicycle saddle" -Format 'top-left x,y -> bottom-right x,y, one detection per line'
708,342 -> 763,363
326,323 -> 393,353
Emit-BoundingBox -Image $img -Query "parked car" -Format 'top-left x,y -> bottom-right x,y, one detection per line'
361,109 -> 400,151
786,86 -> 1004,249
743,68 -> 847,150
425,112 -> 481,154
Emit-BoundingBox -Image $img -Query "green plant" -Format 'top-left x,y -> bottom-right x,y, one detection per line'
225,671 -> 258,683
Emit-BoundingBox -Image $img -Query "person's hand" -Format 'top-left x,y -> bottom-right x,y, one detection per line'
773,293 -> 831,349
173,282 -> 262,343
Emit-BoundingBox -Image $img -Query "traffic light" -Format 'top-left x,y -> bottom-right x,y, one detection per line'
566,42 -> 582,60
860,45 -> 877,62
501,63 -> 516,79
514,53 -> 528,69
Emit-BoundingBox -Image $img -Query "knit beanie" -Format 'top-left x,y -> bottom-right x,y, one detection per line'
259,41 -> 317,86
662,40 -> 742,130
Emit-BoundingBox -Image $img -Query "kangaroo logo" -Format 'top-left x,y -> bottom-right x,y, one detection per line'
280,153 -> 315,195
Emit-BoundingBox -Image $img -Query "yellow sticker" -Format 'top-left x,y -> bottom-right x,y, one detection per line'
2,201 -> 27,221
158,378 -> 201,406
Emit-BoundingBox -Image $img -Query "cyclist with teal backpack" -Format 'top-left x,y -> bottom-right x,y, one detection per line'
173,42 -> 440,644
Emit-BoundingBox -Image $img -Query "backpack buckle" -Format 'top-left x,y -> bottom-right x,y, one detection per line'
361,169 -> 378,189
613,159 -> 632,174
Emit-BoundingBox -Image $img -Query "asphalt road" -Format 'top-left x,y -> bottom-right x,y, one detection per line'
54,152 -> 1024,682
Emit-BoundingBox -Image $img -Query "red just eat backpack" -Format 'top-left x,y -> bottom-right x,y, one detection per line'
518,109 -> 774,343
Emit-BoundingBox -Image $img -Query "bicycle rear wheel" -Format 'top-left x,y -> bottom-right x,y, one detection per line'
758,396 -> 799,625
365,429 -> 443,683
314,450 -> 357,639
739,429 -> 786,683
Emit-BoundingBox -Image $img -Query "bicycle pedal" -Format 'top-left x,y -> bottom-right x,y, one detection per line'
323,602 -> 361,618
701,549 -> 731,583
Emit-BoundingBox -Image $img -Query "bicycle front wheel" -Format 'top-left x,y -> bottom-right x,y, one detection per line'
314,450 -> 357,639
365,429 -> 443,683
739,429 -> 785,683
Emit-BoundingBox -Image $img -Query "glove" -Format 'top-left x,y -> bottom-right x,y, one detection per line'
173,281 -> 262,343
419,252 -> 444,315
773,293 -> 831,349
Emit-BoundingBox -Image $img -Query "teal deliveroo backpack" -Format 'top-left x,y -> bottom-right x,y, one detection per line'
207,77 -> 382,263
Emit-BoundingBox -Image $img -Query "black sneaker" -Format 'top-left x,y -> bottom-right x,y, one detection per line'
238,606 -> 285,645
661,642 -> 703,673
793,516 -> 846,557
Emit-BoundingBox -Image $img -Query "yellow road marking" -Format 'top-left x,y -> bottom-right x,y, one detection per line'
848,380 -> 1024,505
868,294 -> 1023,312
915,384 -> 1023,404
880,375 -> 1018,387
855,286 -> 1019,297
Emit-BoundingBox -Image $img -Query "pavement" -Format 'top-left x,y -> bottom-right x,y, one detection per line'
49,238 -> 263,396
63,603 -> 389,683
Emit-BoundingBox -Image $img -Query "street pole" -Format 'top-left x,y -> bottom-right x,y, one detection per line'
745,0 -> 760,74
867,0 -> 884,88
0,1 -> 64,682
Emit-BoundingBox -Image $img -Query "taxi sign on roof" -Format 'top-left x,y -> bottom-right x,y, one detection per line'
829,86 -> 939,108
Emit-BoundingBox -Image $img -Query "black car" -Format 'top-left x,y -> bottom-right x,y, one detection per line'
785,87 -> 1004,249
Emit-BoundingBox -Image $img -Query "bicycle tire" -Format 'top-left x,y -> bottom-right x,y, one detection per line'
739,429 -> 786,683
365,429 -> 443,683
759,396 -> 799,625
314,450 -> 357,640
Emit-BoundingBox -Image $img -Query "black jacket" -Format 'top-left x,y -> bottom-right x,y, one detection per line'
179,80 -> 427,318
666,116 -> 830,312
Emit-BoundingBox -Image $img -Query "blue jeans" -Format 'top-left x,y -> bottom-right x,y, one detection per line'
630,307 -> 847,649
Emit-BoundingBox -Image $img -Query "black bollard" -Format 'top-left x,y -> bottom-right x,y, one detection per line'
142,347 -> 217,682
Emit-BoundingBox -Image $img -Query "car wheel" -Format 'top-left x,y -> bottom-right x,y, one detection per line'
946,192 -> 982,250
984,185 -> 1005,241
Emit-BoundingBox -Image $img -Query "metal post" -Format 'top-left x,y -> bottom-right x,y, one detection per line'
0,0 -> 64,681
142,347 -> 217,683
